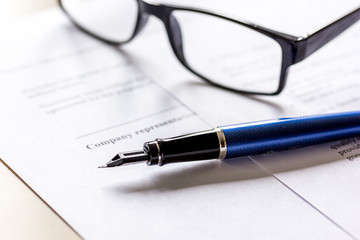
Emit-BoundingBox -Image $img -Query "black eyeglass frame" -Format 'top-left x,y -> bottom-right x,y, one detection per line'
58,0 -> 360,95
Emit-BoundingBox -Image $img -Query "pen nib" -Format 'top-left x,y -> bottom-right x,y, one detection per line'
99,150 -> 150,168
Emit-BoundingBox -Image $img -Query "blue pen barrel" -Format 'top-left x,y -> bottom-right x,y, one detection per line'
221,111 -> 360,159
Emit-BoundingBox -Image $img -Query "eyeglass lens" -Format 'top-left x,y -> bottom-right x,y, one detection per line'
173,10 -> 282,94
61,0 -> 138,42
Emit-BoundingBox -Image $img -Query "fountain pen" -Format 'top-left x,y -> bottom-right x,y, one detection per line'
100,111 -> 360,168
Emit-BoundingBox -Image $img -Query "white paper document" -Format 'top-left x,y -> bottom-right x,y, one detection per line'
0,1 -> 359,239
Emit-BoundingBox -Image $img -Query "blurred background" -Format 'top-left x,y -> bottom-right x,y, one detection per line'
0,0 -> 56,23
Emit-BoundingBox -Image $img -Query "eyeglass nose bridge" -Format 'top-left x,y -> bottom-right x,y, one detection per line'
136,1 -> 186,63
140,1 -> 172,20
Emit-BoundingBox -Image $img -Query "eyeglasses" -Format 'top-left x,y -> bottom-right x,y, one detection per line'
59,0 -> 360,95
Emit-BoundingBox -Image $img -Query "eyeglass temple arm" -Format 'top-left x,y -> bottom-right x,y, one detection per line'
294,7 -> 360,63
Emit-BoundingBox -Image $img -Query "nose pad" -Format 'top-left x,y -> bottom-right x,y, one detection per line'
166,14 -> 186,63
